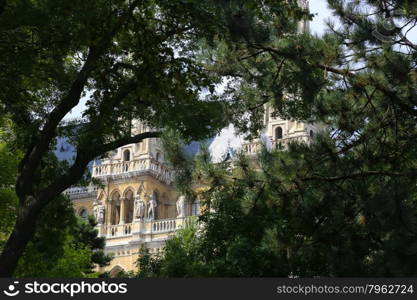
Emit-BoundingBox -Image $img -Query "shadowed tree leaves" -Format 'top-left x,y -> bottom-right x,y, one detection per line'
137,0 -> 417,277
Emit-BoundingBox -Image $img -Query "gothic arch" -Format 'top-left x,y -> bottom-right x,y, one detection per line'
109,190 -> 121,225
109,265 -> 125,277
123,188 -> 135,224
123,149 -> 131,161
110,189 -> 121,200
77,207 -> 88,219
275,126 -> 283,140
122,187 -> 135,198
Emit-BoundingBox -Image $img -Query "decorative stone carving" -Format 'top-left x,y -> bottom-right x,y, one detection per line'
134,196 -> 145,219
176,195 -> 186,218
147,194 -> 157,220
94,201 -> 105,224
93,202 -> 99,220
98,205 -> 105,224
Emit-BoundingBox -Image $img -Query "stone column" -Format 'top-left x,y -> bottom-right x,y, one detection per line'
106,199 -> 112,225
119,197 -> 126,224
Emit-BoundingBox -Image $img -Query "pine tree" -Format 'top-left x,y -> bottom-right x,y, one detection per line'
142,0 -> 417,277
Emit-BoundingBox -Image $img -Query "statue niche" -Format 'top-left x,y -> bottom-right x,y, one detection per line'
110,192 -> 121,225
93,200 -> 105,224
123,190 -> 134,223
176,195 -> 186,218
147,192 -> 158,220
134,195 -> 145,220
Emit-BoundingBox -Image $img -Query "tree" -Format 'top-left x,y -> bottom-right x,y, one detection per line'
139,0 -> 417,277
73,215 -> 112,270
136,246 -> 163,278
0,143 -> 20,250
14,210 -> 113,277
0,0 -> 306,276
0,131 -> 111,277
136,220 -> 207,277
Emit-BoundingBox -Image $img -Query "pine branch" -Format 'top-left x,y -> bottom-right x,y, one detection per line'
302,170 -> 417,182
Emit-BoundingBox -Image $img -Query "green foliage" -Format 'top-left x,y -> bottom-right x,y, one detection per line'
141,0 -> 417,277
0,117 -> 112,278
136,246 -> 162,278
13,197 -> 112,277
72,216 -> 113,268
0,142 -> 20,249
137,221 -> 207,278
0,118 -> 21,250
0,0 -> 308,275
0,140 -> 112,278
43,243 -> 93,278
140,141 -> 417,276
0,0 -> 306,151
2,0 -> 416,278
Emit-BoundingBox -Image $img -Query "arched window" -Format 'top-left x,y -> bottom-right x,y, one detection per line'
309,130 -> 314,138
275,126 -> 283,140
110,192 -> 121,225
123,149 -> 130,161
109,265 -> 125,278
79,208 -> 88,219
124,190 -> 134,224
155,152 -> 160,161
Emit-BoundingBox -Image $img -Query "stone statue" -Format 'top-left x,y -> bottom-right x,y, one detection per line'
134,196 -> 145,219
98,205 -> 105,224
93,202 -> 99,221
147,194 -> 157,220
94,201 -> 105,224
176,195 -> 186,218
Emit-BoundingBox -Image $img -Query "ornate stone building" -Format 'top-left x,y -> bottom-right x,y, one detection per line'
66,109 -> 322,275
67,121 -> 190,275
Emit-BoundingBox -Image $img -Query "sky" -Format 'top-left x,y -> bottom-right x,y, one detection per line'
65,1 -> 334,120
64,0 -> 415,119
309,0 -> 333,36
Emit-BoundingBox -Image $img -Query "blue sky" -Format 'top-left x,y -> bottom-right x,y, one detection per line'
310,0 -> 332,35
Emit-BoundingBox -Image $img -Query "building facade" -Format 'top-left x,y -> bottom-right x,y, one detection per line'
67,111 -> 321,275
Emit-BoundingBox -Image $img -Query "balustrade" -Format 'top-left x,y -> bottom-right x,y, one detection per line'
100,217 -> 193,240
242,136 -> 310,155
92,158 -> 172,183
151,219 -> 177,233
64,185 -> 98,199
107,224 -> 133,237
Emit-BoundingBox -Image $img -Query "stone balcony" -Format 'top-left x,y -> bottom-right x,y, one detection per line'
64,185 -> 99,200
97,217 -> 193,246
92,157 -> 173,184
102,218 -> 181,238
242,135 -> 310,155
271,135 -> 309,149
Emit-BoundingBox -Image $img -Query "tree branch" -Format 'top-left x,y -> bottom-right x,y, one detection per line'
39,131 -> 161,202
16,0 -> 143,201
302,170 -> 416,182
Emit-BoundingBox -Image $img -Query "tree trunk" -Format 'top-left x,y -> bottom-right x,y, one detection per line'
0,132 -> 159,276
0,198 -> 40,277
